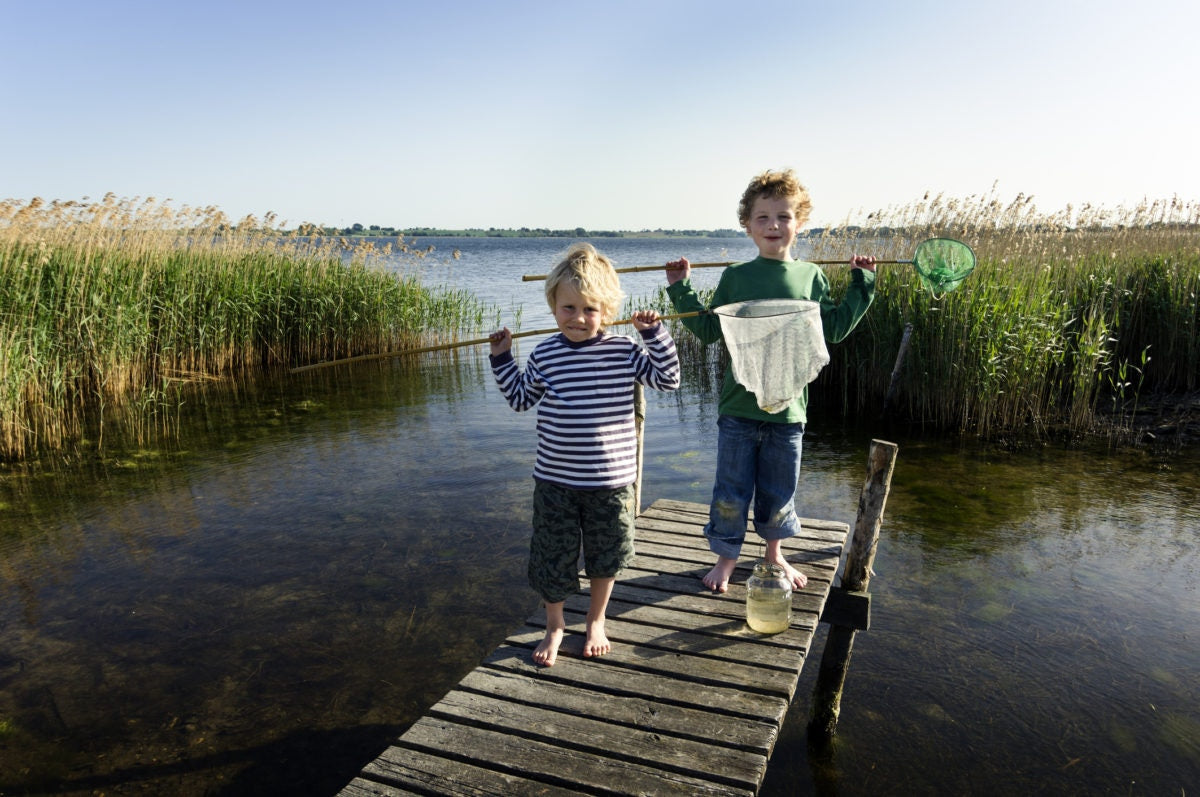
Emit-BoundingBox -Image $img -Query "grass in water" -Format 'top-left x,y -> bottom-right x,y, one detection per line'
0,195 -> 489,461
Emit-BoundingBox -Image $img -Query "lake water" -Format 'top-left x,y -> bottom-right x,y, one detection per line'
1,237 -> 1198,795
391,234 -> 760,329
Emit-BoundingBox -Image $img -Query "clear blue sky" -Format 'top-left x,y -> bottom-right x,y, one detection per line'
3,0 -> 1197,231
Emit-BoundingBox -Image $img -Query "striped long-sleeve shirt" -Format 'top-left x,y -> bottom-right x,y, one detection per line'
490,324 -> 681,490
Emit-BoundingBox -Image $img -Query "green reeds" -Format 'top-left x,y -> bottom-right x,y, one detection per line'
0,195 -> 487,461
810,191 -> 1200,442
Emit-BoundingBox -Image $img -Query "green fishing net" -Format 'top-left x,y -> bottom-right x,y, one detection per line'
912,238 -> 976,295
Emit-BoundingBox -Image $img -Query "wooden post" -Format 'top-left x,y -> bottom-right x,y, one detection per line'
633,383 -> 646,514
809,438 -> 898,742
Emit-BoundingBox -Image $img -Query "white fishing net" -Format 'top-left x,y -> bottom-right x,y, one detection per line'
714,299 -> 829,413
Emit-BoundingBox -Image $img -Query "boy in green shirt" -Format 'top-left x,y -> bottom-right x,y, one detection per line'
665,168 -> 876,593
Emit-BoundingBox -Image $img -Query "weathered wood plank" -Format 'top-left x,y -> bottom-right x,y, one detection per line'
396,718 -> 754,796
500,623 -> 799,699
567,596 -> 817,648
425,689 -> 767,789
455,667 -> 778,754
348,745 -> 583,796
482,642 -> 790,724
560,604 -> 811,672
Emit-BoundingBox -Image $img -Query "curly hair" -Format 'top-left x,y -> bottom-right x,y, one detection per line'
736,168 -> 813,228
543,242 -> 624,325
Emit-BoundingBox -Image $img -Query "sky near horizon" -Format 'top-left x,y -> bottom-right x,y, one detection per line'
3,0 -> 1197,231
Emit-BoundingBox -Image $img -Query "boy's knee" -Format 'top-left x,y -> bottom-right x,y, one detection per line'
714,499 -> 741,520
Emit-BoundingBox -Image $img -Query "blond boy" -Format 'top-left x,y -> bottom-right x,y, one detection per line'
490,243 -> 680,665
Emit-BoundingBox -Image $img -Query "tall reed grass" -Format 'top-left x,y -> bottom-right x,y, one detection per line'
1,195 -> 488,461
651,190 -> 1200,445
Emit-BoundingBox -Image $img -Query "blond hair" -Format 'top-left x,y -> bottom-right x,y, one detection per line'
737,168 -> 813,228
543,243 -> 624,325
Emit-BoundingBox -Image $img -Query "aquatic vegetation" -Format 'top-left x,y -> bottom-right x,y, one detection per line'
0,195 -> 489,461
806,191 -> 1200,444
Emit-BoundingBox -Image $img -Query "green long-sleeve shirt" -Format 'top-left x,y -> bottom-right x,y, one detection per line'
666,255 -> 875,424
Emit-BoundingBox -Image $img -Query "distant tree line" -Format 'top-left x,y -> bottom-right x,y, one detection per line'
305,224 -> 749,239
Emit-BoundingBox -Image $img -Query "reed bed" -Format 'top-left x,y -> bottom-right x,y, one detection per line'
0,195 -> 488,461
648,190 -> 1199,445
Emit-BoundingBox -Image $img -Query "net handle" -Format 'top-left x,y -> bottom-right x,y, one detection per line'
290,311 -> 707,373
522,257 -> 911,281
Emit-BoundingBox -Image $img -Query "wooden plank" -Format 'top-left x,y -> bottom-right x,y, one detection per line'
455,667 -> 778,754
500,623 -> 800,700
571,597 -> 816,649
339,499 -> 851,797
482,642 -> 789,724
396,718 -> 754,796
425,689 -> 767,789
347,745 -> 583,796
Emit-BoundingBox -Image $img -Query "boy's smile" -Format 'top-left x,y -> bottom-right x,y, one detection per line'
553,283 -> 604,342
744,195 -> 799,261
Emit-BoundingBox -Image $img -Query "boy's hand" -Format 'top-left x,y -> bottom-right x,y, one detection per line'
489,327 -> 512,356
630,310 -> 660,331
665,257 -> 690,285
850,255 -> 877,273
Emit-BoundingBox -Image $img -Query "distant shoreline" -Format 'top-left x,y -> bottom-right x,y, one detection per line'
328,226 -> 844,239
336,226 -> 748,239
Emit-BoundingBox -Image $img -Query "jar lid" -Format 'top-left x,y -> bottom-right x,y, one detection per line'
752,560 -> 787,577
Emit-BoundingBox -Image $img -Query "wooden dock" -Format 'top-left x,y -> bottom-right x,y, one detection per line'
338,497 -> 852,796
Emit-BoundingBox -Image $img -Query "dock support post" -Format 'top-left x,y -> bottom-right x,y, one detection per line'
808,438 -> 898,742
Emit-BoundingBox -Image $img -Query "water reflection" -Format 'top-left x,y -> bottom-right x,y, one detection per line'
1,345 -> 1198,796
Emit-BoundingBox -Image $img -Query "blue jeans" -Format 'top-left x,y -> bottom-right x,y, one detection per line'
705,414 -> 805,560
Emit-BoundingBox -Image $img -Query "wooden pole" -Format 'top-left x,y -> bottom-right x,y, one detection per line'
521,259 -> 911,281
290,311 -> 704,373
809,438 -> 898,742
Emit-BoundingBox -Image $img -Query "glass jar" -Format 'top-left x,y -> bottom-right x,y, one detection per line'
745,560 -> 792,634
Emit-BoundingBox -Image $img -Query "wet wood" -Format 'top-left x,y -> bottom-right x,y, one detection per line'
338,497 -> 850,796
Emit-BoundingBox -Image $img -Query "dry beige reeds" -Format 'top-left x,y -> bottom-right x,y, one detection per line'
1,194 -> 486,461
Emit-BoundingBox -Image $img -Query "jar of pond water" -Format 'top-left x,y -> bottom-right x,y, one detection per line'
745,560 -> 792,634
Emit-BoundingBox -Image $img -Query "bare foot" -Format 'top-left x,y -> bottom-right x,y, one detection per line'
532,626 -> 564,667
702,556 -> 738,592
767,554 -> 808,590
583,617 -> 611,658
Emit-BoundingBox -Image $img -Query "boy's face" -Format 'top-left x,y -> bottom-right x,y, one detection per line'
744,194 -> 799,260
553,283 -> 604,343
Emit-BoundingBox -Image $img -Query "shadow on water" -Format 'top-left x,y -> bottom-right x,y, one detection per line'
15,724 -> 396,796
2,339 -> 1199,796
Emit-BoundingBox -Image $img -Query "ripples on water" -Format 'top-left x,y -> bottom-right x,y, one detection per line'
1,238 -> 1198,795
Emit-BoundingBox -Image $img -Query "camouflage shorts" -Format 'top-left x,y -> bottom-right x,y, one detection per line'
529,480 -> 636,604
